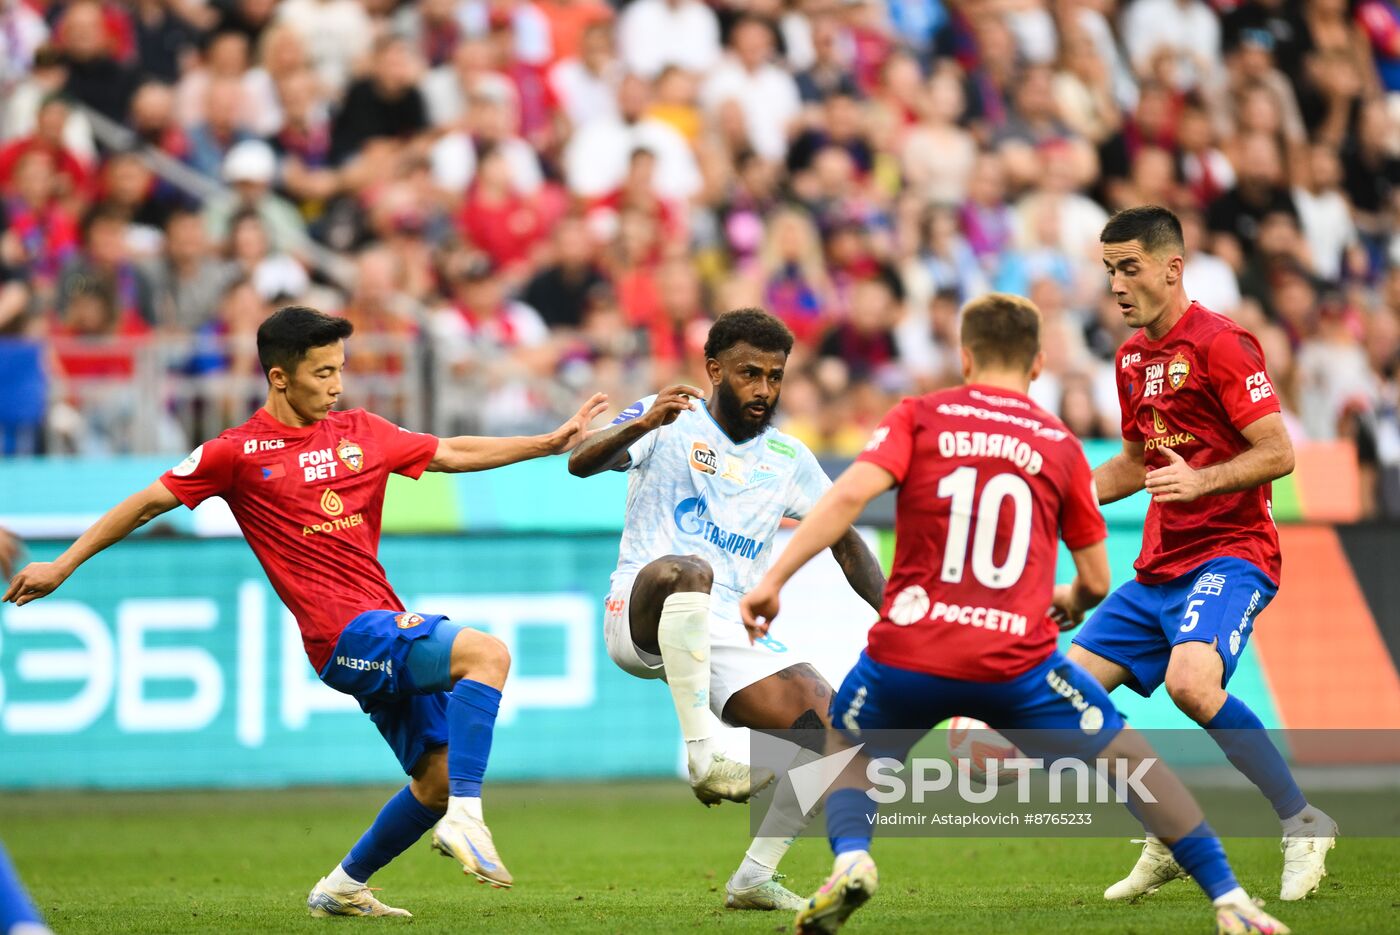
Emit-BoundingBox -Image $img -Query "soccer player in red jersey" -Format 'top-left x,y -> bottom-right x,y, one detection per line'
741,294 -> 1289,935
1069,207 -> 1336,902
2,306 -> 608,918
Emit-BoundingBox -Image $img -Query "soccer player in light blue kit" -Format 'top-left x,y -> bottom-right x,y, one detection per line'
569,309 -> 887,910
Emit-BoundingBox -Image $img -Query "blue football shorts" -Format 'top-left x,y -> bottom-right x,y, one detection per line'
318,609 -> 466,773
829,649 -> 1125,764
1071,557 -> 1277,697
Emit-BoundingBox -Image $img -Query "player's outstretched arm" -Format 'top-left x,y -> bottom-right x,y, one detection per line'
566,384 -> 704,478
0,527 -> 20,581
830,527 -> 885,613
2,480 -> 180,606
1145,413 -> 1294,504
1093,438 -> 1147,504
1050,541 -> 1111,631
428,392 -> 610,473
740,461 -> 895,642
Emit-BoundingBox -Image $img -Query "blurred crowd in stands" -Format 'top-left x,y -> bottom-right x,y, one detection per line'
1,0 -> 1399,510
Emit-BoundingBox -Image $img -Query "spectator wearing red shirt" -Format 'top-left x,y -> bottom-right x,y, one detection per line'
48,272 -> 151,380
0,96 -> 91,200
459,146 -> 546,283
0,149 -> 81,288
586,148 -> 682,257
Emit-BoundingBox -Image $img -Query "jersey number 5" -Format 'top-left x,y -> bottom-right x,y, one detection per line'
937,466 -> 1032,590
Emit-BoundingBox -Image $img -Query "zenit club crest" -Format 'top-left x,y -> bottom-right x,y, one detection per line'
1167,352 -> 1191,391
336,438 -> 364,472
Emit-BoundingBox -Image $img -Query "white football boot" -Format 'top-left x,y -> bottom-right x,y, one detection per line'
431,811 -> 514,887
1279,807 -> 1338,901
1215,899 -> 1291,934
1103,837 -> 1191,901
725,872 -> 807,910
307,877 -> 412,918
690,750 -> 776,806
794,851 -> 878,934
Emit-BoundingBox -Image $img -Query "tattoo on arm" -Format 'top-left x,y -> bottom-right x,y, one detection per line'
831,528 -> 885,612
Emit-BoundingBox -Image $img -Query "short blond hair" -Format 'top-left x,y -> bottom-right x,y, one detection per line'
960,293 -> 1042,372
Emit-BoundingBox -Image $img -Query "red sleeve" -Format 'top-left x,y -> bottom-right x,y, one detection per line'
159,438 -> 237,509
856,398 -> 917,484
367,412 -> 439,479
1059,441 -> 1108,550
1358,2 -> 1400,55
1117,358 -> 1144,442
1207,328 -> 1282,432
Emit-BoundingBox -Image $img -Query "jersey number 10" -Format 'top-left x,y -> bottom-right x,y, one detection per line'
936,466 -> 1033,590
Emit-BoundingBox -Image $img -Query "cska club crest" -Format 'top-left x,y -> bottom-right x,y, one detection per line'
1167,352 -> 1191,392
336,438 -> 364,472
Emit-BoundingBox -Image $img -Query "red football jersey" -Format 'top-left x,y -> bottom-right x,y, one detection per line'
160,408 -> 439,670
857,385 -> 1106,681
1115,302 -> 1282,584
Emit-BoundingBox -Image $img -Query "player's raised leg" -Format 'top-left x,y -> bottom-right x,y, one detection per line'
721,662 -> 834,910
428,627 -> 516,887
628,553 -> 774,805
0,842 -> 52,935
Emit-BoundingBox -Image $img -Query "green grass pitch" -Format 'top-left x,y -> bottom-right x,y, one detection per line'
3,783 -> 1396,933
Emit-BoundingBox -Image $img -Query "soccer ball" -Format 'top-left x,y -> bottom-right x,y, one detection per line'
946,717 -> 1023,786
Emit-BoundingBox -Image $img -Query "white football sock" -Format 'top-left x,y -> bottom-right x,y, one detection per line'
1212,885 -> 1251,907
326,862 -> 363,890
1280,803 -> 1318,835
833,849 -> 871,875
449,796 -> 484,821
733,747 -> 824,885
657,592 -> 715,760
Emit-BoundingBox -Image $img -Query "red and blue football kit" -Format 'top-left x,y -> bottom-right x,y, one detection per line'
161,407 -> 465,774
160,407 -> 438,670
829,385 -> 1122,763
1074,302 -> 1284,696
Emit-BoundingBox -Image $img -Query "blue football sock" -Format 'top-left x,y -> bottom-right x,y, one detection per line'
341,785 -> 444,883
827,788 -> 877,856
0,842 -> 46,932
1206,695 -> 1307,821
1165,822 -> 1239,900
448,679 -> 501,798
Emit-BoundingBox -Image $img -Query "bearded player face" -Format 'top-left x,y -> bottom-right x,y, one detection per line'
708,342 -> 785,442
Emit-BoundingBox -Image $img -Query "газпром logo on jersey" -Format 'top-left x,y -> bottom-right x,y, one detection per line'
673,492 -> 762,559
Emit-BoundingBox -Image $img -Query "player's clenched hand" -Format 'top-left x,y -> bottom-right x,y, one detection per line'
740,583 -> 780,644
546,392 -> 610,454
1049,583 -> 1083,631
642,385 -> 705,429
2,561 -> 67,606
1144,447 -> 1207,503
